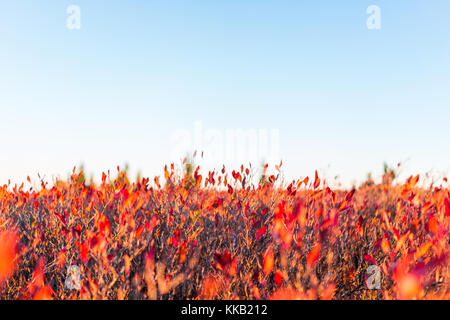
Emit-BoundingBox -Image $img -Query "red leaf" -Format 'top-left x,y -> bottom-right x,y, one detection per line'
444,197 -> 450,217
135,226 -> 144,238
171,228 -> 181,247
215,251 -> 232,270
256,226 -> 267,241
80,242 -> 89,264
313,171 -> 320,189
345,189 -> 356,201
274,272 -> 283,286
214,251 -> 237,277
363,255 -> 376,265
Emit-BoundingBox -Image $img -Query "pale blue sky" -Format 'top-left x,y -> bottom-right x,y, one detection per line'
0,1 -> 449,187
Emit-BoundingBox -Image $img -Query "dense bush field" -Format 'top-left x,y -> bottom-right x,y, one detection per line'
0,163 -> 448,300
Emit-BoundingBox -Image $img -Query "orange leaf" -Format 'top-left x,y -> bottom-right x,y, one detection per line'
0,231 -> 18,283
263,249 -> 274,275
426,217 -> 438,235
154,176 -> 161,189
307,244 -> 321,267
398,274 -> 421,299
415,241 -> 433,260
381,237 -> 390,254
302,177 -> 309,186
57,250 -> 66,269
33,286 -> 53,300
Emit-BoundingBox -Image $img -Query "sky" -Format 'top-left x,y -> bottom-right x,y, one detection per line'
0,0 -> 449,188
